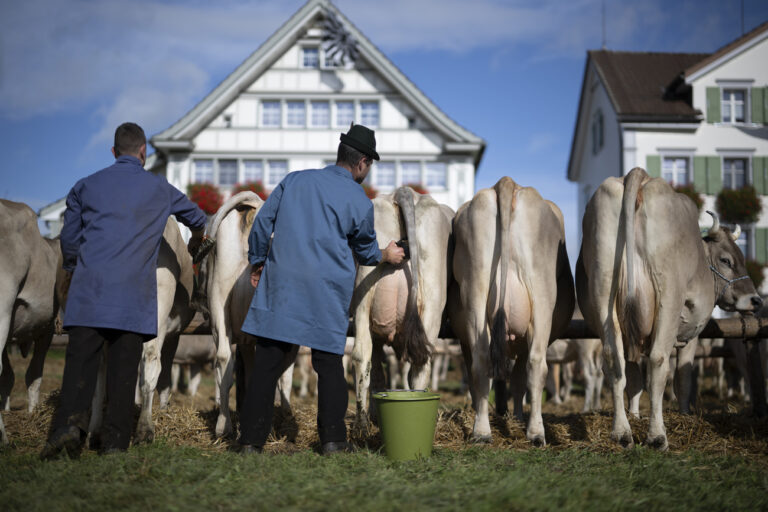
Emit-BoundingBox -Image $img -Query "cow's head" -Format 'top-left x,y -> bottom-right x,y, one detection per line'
704,211 -> 762,313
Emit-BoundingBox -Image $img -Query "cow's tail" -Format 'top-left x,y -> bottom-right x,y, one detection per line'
393,186 -> 431,370
490,177 -> 516,380
621,167 -> 647,362
193,191 -> 263,315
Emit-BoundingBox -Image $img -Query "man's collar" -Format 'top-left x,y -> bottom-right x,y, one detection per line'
116,155 -> 142,166
325,164 -> 354,181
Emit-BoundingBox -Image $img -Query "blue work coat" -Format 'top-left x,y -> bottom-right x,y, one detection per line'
60,155 -> 207,336
241,165 -> 382,354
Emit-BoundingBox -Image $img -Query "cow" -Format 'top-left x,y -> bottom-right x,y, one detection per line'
350,186 -> 453,433
199,191 -> 296,438
0,199 -> 63,444
85,217 -> 197,445
576,167 -> 762,450
545,337 -> 603,411
447,176 -> 574,446
170,334 -> 216,398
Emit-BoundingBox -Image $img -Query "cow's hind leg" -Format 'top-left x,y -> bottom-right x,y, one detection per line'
603,317 -> 633,448
136,336 -> 163,444
626,361 -> 642,418
0,347 -> 13,412
26,327 -> 53,412
157,334 -> 179,410
526,323 -> 550,447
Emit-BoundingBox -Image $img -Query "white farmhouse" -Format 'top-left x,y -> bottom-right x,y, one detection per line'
149,0 -> 484,212
38,0 -> 484,236
567,21 -> 768,263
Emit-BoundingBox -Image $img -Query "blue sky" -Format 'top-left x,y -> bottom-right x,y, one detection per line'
1,0 -> 767,259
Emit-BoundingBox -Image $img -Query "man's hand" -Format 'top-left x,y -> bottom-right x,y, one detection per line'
250,264 -> 264,288
187,230 -> 205,258
382,240 -> 405,265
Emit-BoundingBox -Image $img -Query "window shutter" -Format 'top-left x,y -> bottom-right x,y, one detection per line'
646,155 -> 661,178
753,156 -> 766,195
706,87 -> 721,123
706,156 -> 722,195
765,86 -> 768,125
752,87 -> 765,124
756,228 -> 768,264
693,156 -> 707,193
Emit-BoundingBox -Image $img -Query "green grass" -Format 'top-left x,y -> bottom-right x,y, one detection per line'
2,443 -> 766,511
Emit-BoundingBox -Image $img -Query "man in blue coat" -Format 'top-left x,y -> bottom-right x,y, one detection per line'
41,122 -> 207,459
238,124 -> 405,455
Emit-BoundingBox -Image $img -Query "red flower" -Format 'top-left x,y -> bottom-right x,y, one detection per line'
187,183 -> 223,215
361,183 -> 378,199
233,181 -> 269,200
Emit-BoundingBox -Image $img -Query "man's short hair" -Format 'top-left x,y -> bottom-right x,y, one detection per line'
336,142 -> 369,168
114,122 -> 146,156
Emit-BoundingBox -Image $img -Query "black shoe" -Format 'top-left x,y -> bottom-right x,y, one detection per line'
321,441 -> 354,455
239,444 -> 263,455
40,426 -> 85,461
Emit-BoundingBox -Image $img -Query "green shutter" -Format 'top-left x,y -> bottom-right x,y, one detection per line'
706,87 -> 721,123
753,156 -> 765,195
753,157 -> 767,195
752,87 -> 765,124
706,156 -> 722,195
756,228 -> 768,264
646,155 -> 661,178
693,156 -> 707,193
764,86 -> 768,125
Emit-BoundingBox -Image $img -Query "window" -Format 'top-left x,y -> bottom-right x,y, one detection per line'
193,160 -> 213,183
723,158 -> 747,189
662,157 -> 689,186
592,110 -> 604,155
425,162 -> 447,189
311,101 -> 330,127
336,101 -> 354,127
302,47 -> 319,68
375,162 -> 395,188
360,101 -> 379,127
268,160 -> 288,186
286,101 -> 306,127
401,162 -> 421,186
261,101 -> 281,127
243,160 -> 263,183
722,89 -> 746,124
218,160 -> 238,186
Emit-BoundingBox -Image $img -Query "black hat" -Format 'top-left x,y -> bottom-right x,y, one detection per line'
340,123 -> 380,161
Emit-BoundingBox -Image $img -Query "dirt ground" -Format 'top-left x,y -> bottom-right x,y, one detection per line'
3,347 -> 768,462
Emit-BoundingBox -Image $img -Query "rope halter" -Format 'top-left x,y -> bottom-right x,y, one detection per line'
709,265 -> 750,302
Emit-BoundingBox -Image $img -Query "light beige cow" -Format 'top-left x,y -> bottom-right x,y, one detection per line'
576,167 -> 762,450
200,191 -> 296,438
351,186 -> 453,432
448,176 -> 574,446
0,199 -> 63,444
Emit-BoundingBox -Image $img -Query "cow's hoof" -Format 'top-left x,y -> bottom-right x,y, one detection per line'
470,433 -> 492,444
134,428 -> 155,445
646,435 -> 669,451
528,435 -> 546,448
215,416 -> 233,439
611,431 -> 634,449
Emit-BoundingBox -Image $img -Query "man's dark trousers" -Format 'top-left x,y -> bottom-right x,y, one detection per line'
239,336 -> 348,447
51,326 -> 144,450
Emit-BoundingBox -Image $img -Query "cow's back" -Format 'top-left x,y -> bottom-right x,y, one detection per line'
0,199 -> 59,340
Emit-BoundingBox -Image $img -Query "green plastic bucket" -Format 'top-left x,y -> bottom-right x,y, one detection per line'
373,390 -> 440,461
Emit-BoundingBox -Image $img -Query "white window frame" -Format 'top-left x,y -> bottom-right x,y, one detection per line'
360,101 -> 379,128
722,156 -> 751,190
334,100 -> 355,128
661,155 -> 691,186
310,101 -> 330,127
217,159 -> 239,187
301,47 -> 319,68
285,100 -> 306,128
374,161 -> 396,189
192,159 -> 214,184
243,160 -> 265,184
425,161 -> 447,190
399,161 -> 422,187
267,160 -> 289,186
722,88 -> 747,124
261,100 -> 281,128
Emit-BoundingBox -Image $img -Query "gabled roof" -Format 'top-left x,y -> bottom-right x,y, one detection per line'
589,50 -> 707,122
151,0 -> 484,159
685,20 -> 768,81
